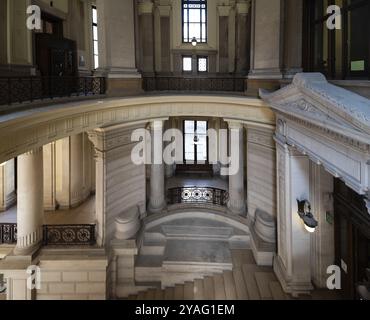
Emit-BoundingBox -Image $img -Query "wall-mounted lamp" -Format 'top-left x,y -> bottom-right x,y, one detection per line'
191,37 -> 198,47
297,200 -> 318,233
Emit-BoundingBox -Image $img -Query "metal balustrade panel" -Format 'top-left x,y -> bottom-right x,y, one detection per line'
0,77 -> 106,106
167,187 -> 229,207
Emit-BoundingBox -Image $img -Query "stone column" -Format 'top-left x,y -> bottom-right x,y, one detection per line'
43,143 -> 57,211
55,134 -> 90,209
137,0 -> 154,74
148,120 -> 166,214
218,5 -> 231,73
0,160 -> 16,211
227,121 -> 246,215
310,162 -> 335,288
273,141 -> 313,296
96,0 -> 142,96
70,134 -> 84,207
247,0 -> 284,95
15,148 -> 44,256
235,0 -> 251,74
283,0 -> 303,78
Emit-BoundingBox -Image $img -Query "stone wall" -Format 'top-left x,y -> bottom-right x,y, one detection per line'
37,253 -> 108,300
247,126 -> 276,221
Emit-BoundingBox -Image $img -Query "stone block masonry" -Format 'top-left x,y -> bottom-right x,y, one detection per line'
37,251 -> 108,300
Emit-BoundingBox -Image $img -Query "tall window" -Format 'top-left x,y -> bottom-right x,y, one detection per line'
182,0 -> 207,43
184,120 -> 208,164
92,6 -> 99,69
304,0 -> 370,79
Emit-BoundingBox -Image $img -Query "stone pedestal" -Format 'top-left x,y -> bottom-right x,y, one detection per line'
115,206 -> 141,240
227,121 -> 246,215
0,159 -> 16,211
15,148 -> 44,256
148,121 -> 166,214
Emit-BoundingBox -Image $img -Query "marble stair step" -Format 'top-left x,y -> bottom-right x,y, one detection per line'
145,289 -> 156,300
164,287 -> 175,300
269,281 -> 287,300
184,282 -> 195,300
141,238 -> 166,256
194,279 -> 205,300
242,265 -> 261,300
231,250 -> 255,268
174,284 -> 185,300
255,272 -> 276,300
213,274 -> 226,300
137,291 -> 146,300
203,276 -> 215,300
223,271 -> 238,300
154,288 -> 165,300
233,268 -> 249,300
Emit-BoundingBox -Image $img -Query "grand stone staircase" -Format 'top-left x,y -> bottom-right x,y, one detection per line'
127,249 -> 289,300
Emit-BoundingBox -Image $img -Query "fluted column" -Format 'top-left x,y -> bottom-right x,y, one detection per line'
15,147 -> 44,256
70,133 -> 84,207
148,120 -> 166,214
0,159 -> 16,211
227,121 -> 246,215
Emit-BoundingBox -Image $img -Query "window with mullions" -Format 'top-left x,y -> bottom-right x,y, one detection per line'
182,0 -> 207,43
92,6 -> 99,69
184,120 -> 208,164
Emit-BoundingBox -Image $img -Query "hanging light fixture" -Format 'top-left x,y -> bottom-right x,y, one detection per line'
191,37 -> 198,47
297,200 -> 318,233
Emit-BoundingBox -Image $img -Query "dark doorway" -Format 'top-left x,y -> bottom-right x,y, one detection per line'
334,179 -> 370,299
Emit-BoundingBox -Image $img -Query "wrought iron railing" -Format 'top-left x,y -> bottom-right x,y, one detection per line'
43,224 -> 96,246
167,187 -> 229,207
143,76 -> 246,92
0,224 -> 17,244
0,76 -> 106,106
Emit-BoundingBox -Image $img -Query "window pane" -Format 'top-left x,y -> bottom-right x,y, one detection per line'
201,23 -> 206,42
196,121 -> 207,134
185,134 -> 195,161
94,41 -> 99,55
92,8 -> 98,24
185,120 -> 195,134
94,55 -> 99,69
183,57 -> 192,71
189,9 -> 200,22
93,26 -> 98,41
189,23 -> 201,40
198,58 -> 208,72
197,136 -> 207,162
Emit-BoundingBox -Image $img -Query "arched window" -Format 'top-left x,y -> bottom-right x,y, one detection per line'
182,0 -> 207,43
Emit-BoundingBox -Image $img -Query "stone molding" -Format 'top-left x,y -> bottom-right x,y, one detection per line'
260,73 -> 370,213
0,96 -> 272,165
